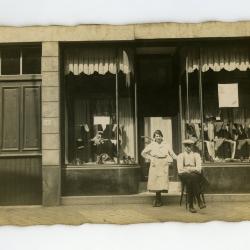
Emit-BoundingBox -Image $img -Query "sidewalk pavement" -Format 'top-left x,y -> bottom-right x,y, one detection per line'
0,201 -> 250,226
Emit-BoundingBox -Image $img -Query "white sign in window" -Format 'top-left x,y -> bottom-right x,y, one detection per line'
93,116 -> 110,130
218,83 -> 239,108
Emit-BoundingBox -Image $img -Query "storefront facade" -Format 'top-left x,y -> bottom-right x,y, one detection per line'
1,22 -> 250,205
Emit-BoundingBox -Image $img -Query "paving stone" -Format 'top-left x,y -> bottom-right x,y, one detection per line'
0,202 -> 250,226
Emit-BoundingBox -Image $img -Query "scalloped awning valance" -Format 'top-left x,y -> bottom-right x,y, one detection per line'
185,46 -> 250,73
64,48 -> 133,75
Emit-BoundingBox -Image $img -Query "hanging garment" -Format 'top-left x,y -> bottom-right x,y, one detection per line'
194,123 -> 201,139
214,121 -> 224,134
207,122 -> 215,141
186,123 -> 197,138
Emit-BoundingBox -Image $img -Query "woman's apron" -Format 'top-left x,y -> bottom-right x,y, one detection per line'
147,157 -> 169,192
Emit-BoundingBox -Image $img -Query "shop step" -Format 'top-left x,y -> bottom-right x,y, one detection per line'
61,193 -> 250,205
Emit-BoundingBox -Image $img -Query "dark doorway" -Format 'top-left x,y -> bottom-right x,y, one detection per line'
136,53 -> 179,182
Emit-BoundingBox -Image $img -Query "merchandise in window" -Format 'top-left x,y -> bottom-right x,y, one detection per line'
202,71 -> 250,163
182,46 -> 250,163
64,48 -> 136,166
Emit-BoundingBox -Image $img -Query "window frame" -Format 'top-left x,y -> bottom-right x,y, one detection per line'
63,45 -> 138,166
181,45 -> 250,165
0,45 -> 41,76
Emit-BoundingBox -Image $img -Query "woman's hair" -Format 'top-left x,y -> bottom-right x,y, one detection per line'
153,130 -> 163,138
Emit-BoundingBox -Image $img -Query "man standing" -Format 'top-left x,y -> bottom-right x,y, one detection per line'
177,139 -> 207,213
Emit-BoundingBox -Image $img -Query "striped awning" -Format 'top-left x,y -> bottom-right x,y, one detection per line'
184,46 -> 250,73
64,48 -> 133,75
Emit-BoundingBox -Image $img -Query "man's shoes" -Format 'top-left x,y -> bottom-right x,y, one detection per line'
152,199 -> 163,207
189,207 -> 197,213
156,200 -> 163,207
198,200 -> 206,209
152,199 -> 157,207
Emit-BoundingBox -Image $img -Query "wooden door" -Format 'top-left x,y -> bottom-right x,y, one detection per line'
0,80 -> 42,205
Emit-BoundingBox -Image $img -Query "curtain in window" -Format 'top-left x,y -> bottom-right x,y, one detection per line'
64,48 -> 133,76
183,47 -> 250,73
119,98 -> 135,159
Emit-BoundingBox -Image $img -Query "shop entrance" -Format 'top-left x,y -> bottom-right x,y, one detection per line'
137,52 -> 180,183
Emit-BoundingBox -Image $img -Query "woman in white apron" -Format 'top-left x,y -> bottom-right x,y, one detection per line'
141,130 -> 177,207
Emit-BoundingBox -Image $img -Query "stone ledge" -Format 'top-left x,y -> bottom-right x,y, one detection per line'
61,193 -> 250,206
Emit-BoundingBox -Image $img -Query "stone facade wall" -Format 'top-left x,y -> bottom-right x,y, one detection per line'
0,22 -> 250,43
41,42 -> 61,206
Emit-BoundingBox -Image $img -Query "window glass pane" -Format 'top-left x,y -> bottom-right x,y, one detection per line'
203,70 -> 250,163
1,48 -> 20,75
22,47 -> 41,74
66,72 -> 117,165
118,49 -> 136,164
181,70 -> 202,155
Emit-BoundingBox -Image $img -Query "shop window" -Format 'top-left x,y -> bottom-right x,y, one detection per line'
202,70 -> 250,163
118,65 -> 136,164
181,70 -> 202,155
181,46 -> 250,163
0,46 -> 41,75
64,48 -> 136,166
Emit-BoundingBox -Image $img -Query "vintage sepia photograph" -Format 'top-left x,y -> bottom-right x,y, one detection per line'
3,1 -> 250,249
1,21 -> 250,226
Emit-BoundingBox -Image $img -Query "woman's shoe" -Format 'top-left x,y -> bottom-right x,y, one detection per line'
189,207 -> 197,213
199,203 -> 206,209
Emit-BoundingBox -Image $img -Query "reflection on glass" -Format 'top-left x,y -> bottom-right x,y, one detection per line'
181,70 -> 202,155
118,49 -> 136,164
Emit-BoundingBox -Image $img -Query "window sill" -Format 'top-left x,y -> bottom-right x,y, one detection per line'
0,152 -> 42,158
202,162 -> 250,167
0,74 -> 41,81
64,164 -> 140,170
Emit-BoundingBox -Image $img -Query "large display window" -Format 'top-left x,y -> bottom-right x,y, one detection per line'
181,46 -> 250,163
64,47 -> 136,166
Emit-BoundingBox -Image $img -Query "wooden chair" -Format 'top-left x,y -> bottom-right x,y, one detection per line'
179,176 -> 206,209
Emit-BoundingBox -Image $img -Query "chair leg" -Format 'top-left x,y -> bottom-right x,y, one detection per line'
180,188 -> 184,206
